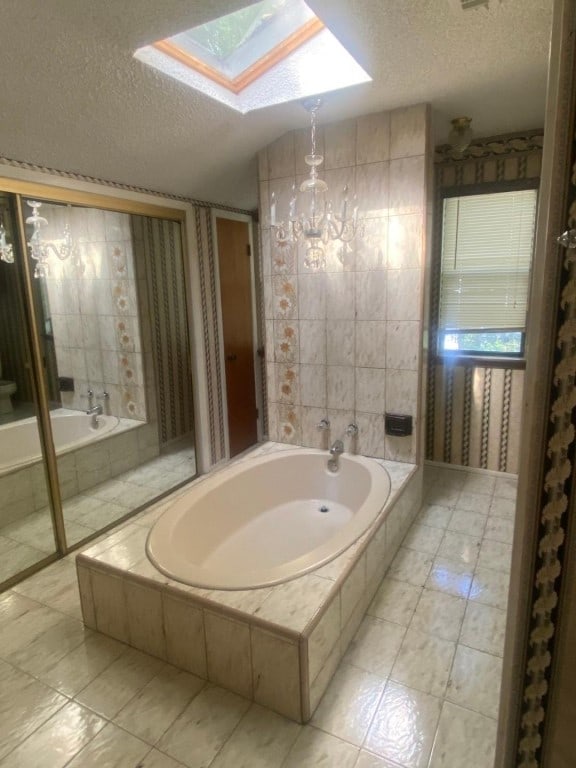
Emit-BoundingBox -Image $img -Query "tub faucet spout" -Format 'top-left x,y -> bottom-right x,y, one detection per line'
328,439 -> 344,472
86,403 -> 103,426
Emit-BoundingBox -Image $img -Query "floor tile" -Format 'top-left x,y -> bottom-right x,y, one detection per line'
424,486 -> 460,507
311,665 -> 386,746
454,492 -> 492,515
364,681 -> 442,768
354,751 -> 402,768
390,628 -> 455,697
157,684 -> 250,767
437,531 -> 481,568
37,632 -> 126,697
114,665 -> 205,745
283,727 -> 358,768
477,540 -> 512,573
368,578 -> 422,626
447,645 -> 502,719
75,647 -> 166,719
447,509 -> 486,538
0,659 -> 68,760
428,701 -> 497,768
139,750 -> 187,767
469,567 -> 510,610
0,701 -> 105,768
388,548 -> 433,587
425,557 -> 474,598
344,617 -> 406,677
0,542 -> 48,583
493,477 -> 518,500
402,524 -> 444,555
3,610 -> 89,678
0,591 -> 39,623
484,516 -> 515,545
409,589 -> 466,642
461,474 -> 496,496
210,704 -> 300,768
65,722 -> 150,767
13,559 -> 82,619
460,602 -> 507,657
416,505 -> 452,529
489,497 -> 516,519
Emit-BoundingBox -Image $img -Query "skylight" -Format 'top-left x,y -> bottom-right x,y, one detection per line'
135,0 -> 371,113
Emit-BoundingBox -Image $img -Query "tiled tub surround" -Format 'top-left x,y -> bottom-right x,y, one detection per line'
77,444 -> 422,723
0,413 -> 158,529
259,104 -> 431,462
0,462 -> 514,767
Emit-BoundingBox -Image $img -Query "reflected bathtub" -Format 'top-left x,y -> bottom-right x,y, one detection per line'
0,411 -> 119,474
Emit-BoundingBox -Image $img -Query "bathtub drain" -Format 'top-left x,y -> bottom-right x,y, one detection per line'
319,505 -> 329,513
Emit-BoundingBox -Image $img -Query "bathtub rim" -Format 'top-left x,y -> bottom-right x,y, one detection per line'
146,447 -> 392,591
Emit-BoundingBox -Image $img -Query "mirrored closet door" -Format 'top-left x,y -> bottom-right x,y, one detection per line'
0,185 -> 197,588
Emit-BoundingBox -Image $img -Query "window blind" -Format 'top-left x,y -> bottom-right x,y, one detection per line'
439,189 -> 537,331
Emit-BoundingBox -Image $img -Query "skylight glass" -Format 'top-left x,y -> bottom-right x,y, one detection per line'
135,0 -> 371,113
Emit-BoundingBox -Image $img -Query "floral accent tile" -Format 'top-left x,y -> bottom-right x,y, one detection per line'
274,322 -> 299,364
109,243 -> 129,277
273,276 -> 297,320
115,320 -> 136,352
276,404 -> 301,445
276,365 -> 299,405
271,243 -> 296,275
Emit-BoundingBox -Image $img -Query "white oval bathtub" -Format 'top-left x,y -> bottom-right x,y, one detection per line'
147,449 -> 391,590
0,411 -> 119,473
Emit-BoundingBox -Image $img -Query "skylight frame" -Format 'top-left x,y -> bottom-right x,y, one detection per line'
153,15 -> 324,95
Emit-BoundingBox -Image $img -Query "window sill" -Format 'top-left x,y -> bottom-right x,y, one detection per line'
434,354 -> 526,370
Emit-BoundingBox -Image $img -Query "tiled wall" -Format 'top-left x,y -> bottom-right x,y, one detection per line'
40,205 -> 146,420
258,104 -> 431,462
426,132 -> 542,473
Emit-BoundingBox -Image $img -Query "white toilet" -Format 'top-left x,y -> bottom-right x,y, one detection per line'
0,356 -> 17,414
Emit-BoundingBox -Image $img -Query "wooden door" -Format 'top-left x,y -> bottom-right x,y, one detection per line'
216,217 -> 258,457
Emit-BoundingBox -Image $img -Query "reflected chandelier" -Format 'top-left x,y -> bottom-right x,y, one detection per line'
26,200 -> 78,278
270,98 -> 362,270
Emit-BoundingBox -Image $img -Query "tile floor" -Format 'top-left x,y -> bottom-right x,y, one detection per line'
0,463 -> 516,767
0,442 -> 196,585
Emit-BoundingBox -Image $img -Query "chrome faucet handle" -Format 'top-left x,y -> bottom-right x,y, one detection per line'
97,391 -> 110,399
346,423 -> 359,437
316,418 -> 330,431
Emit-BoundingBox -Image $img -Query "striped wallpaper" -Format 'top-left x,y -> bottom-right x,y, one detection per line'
131,215 -> 195,446
426,131 -> 543,473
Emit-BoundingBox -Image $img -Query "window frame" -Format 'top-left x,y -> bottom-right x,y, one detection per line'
435,178 -> 539,367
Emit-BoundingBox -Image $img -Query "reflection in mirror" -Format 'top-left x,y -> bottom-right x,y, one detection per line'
0,193 -> 57,583
0,195 -> 197,566
41,204 -> 197,542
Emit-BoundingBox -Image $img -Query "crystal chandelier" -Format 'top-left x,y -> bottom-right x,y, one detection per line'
270,98 -> 362,270
0,220 -> 14,264
26,200 -> 78,278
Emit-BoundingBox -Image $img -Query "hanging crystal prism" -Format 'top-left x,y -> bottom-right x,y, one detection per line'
0,221 -> 14,264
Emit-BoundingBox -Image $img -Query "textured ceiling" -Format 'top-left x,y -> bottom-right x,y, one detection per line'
0,0 -> 552,209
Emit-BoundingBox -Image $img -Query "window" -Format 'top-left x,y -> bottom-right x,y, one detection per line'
438,187 -> 538,358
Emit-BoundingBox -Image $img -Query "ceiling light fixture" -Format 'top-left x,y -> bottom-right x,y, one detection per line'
270,98 -> 362,270
447,116 -> 473,155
